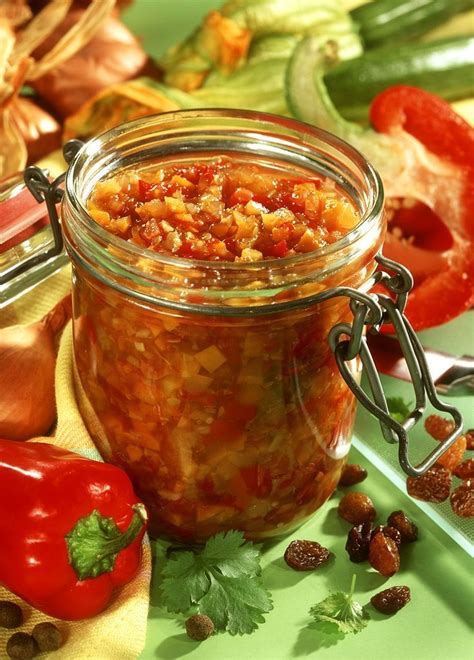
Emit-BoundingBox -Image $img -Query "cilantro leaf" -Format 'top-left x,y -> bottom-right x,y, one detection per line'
160,531 -> 273,635
309,575 -> 369,635
161,551 -> 210,613
387,396 -> 412,423
201,530 -> 261,578
200,574 -> 273,635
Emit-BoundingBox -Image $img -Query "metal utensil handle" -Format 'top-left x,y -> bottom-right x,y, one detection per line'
329,253 -> 463,477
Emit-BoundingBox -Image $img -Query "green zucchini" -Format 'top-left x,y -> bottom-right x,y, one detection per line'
351,0 -> 474,49
285,35 -> 396,175
324,35 -> 474,122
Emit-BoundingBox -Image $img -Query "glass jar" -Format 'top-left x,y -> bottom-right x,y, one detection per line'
61,110 -> 385,542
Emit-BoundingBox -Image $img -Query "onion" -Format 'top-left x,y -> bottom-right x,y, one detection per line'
11,96 -> 61,163
31,12 -> 148,118
0,294 -> 72,440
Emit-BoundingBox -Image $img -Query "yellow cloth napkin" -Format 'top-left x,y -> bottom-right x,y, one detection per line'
0,268 -> 152,660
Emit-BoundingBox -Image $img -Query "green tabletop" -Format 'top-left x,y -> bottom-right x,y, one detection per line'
121,3 -> 474,658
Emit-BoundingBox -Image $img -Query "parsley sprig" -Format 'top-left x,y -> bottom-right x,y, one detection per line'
309,575 -> 369,635
161,531 -> 273,635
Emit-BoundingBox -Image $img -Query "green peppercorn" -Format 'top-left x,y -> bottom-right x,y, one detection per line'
0,601 -> 23,629
6,632 -> 37,659
185,614 -> 214,641
32,622 -> 63,652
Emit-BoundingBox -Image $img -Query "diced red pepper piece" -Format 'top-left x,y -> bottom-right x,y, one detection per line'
271,239 -> 289,258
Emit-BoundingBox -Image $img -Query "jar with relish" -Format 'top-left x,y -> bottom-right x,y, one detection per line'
61,110 -> 385,542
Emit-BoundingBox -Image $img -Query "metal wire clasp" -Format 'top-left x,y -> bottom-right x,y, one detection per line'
329,253 -> 463,477
0,141 -> 83,286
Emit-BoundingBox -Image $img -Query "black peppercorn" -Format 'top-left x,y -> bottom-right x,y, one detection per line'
32,621 -> 63,652
6,632 -> 38,659
185,614 -> 214,641
0,601 -> 23,629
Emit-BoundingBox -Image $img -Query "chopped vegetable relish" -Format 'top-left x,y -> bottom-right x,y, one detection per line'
87,158 -> 360,261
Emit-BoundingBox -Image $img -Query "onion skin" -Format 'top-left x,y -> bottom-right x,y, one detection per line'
0,294 -> 72,441
12,97 -> 62,164
0,322 -> 56,440
31,13 -> 148,118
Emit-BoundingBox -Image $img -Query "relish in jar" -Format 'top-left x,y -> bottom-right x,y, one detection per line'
64,111 -> 384,542
87,158 -> 360,262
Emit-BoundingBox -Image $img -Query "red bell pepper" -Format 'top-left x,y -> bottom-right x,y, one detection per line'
0,439 -> 147,620
370,86 -> 474,330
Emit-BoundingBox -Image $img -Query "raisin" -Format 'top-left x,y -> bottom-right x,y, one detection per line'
465,429 -> 474,451
338,492 -> 376,525
371,525 -> 401,548
338,464 -> 368,487
406,464 -> 451,503
369,532 -> 400,577
450,480 -> 474,518
284,540 -> 331,571
345,522 -> 372,563
424,415 -> 454,441
387,510 -> 418,543
371,586 -> 411,614
437,435 -> 467,472
453,459 -> 474,481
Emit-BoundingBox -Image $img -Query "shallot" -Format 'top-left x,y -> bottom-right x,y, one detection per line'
12,96 -> 61,163
31,12 -> 148,118
0,294 -> 71,440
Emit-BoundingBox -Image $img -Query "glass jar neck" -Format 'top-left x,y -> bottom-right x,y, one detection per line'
61,110 -> 385,316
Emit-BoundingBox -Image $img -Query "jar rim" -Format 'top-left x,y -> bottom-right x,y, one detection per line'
64,108 -> 384,273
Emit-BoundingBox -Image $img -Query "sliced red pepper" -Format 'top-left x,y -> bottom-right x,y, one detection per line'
371,86 -> 474,169
0,439 -> 147,620
370,86 -> 474,330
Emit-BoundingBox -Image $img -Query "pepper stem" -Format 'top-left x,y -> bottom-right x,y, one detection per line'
66,504 -> 147,581
102,505 -> 147,554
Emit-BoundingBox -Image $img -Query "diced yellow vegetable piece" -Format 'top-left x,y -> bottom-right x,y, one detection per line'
261,212 -> 280,230
165,196 -> 187,214
337,201 -> 359,229
244,199 -> 266,215
171,174 -> 193,187
238,248 -> 263,262
162,317 -> 180,331
184,374 -> 214,393
109,216 -> 132,233
195,345 -> 227,373
89,209 -> 110,226
296,228 -> 317,252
